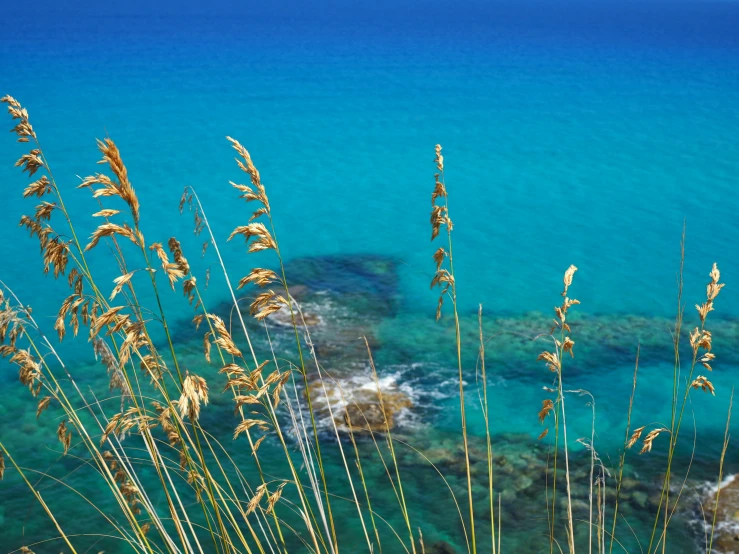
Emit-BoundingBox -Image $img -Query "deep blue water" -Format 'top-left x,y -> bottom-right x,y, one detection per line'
1,2 -> 739,552
2,4 -> 739,320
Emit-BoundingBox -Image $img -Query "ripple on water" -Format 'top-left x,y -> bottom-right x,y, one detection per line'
3,253 -> 738,552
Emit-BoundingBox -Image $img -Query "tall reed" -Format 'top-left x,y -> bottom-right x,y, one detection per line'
430,144 -> 476,554
0,95 -> 733,554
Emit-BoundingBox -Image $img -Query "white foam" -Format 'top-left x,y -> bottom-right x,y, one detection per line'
688,474 -> 739,554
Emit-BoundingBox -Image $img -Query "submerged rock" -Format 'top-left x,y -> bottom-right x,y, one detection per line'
384,429 -> 667,533
306,376 -> 413,433
266,301 -> 322,328
173,252 -> 400,335
631,490 -> 648,509
425,540 -> 458,554
379,311 -> 739,380
702,475 -> 739,553
282,254 -> 400,318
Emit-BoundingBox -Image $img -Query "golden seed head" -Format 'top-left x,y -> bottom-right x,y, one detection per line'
168,237 -> 190,275
178,374 -> 209,422
696,263 -> 725,324
2,95 -> 37,143
110,272 -> 135,301
537,350 -> 560,372
538,399 -> 554,423
1,95 -> 21,108
36,396 -> 52,419
96,138 -> 140,225
562,337 -> 575,357
234,419 -> 270,441
432,247 -> 446,271
249,291 -> 288,321
237,268 -> 280,289
690,375 -> 716,395
699,351 -> 716,371
626,426 -> 645,449
266,483 -> 286,515
227,137 -> 270,213
57,420 -> 72,455
85,223 -> 138,252
23,176 -> 51,198
434,144 -> 444,172
639,427 -> 669,454
562,264 -> 578,296
228,222 -> 277,253
206,314 -> 243,356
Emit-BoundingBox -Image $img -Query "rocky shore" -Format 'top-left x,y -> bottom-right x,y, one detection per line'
166,253 -> 739,551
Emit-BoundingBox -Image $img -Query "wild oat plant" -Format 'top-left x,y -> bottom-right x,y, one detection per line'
0,95 -> 732,554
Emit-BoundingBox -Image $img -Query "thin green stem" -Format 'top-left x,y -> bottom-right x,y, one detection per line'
440,166 -> 475,554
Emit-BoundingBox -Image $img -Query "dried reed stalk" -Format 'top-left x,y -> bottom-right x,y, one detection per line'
429,144 -> 475,554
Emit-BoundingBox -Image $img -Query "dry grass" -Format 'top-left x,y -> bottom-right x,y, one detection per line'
0,95 -> 733,554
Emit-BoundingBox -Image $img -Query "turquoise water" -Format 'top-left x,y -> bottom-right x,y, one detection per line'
1,3 -> 739,552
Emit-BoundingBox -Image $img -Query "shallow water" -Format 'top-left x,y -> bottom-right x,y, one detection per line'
1,2 -> 739,553
0,253 -> 736,552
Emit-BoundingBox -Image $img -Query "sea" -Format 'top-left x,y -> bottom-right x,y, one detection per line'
1,1 -> 738,552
